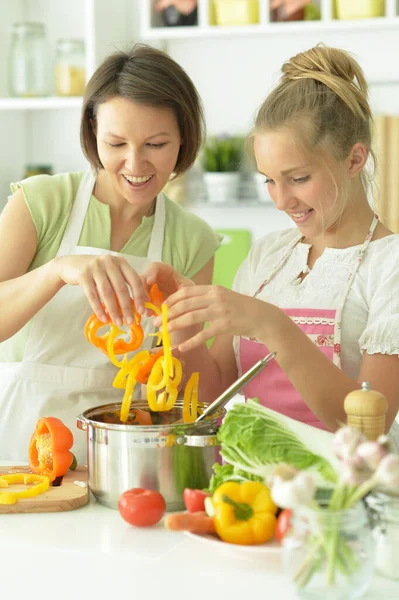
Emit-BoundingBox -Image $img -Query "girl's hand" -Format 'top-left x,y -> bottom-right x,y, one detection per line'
53,254 -> 149,326
162,285 -> 269,351
142,262 -> 194,300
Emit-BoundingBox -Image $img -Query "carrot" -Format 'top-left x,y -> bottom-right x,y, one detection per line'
165,511 -> 217,535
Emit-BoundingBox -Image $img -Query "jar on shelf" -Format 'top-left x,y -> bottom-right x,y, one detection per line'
54,39 -> 86,97
161,5 -> 198,26
8,22 -> 51,97
366,492 -> 399,581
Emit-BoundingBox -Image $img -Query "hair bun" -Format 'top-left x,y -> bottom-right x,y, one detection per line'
281,44 -> 370,119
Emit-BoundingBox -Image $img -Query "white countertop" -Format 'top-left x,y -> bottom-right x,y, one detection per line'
1,481 -> 398,600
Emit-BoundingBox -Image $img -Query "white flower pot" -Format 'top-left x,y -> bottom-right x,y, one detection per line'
203,171 -> 240,204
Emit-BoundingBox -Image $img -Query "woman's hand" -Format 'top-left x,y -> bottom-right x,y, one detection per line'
142,262 -> 194,301
161,285 -> 270,351
53,254 -> 149,326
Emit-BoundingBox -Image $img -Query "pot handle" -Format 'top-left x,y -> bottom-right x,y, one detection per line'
76,414 -> 88,431
178,434 -> 218,448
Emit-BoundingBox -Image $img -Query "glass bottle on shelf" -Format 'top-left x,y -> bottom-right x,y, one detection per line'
54,39 -> 86,97
8,22 -> 51,97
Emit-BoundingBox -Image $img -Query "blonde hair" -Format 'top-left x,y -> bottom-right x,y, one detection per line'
252,44 -> 375,191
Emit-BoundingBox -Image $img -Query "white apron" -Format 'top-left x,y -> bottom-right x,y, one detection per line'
0,169 -> 165,464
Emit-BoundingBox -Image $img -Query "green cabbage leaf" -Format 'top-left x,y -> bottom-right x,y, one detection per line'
207,399 -> 339,493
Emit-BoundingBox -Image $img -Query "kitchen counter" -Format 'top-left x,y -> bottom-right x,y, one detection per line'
1,477 -> 398,600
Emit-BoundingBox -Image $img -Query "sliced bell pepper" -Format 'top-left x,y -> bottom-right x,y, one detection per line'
0,473 -> 50,505
148,283 -> 164,310
147,356 -> 182,411
29,417 -> 74,483
183,371 -> 199,423
112,350 -> 150,390
114,350 -> 151,422
131,409 -> 152,426
120,364 -> 141,423
84,299 -> 144,357
135,349 -> 164,385
212,481 -> 277,546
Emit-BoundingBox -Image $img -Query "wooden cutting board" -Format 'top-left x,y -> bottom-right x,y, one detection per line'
0,464 -> 89,514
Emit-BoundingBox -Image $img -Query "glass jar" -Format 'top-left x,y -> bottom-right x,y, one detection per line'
8,22 -> 50,97
366,492 -> 399,581
282,502 -> 375,599
54,39 -> 86,97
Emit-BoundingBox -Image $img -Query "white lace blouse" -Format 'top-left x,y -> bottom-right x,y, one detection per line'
233,228 -> 399,381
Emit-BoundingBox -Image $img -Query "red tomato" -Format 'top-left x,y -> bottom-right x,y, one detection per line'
275,509 -> 293,543
183,488 -> 211,513
118,488 -> 166,527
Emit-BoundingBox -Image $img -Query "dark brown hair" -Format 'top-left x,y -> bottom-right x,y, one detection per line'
80,43 -> 205,177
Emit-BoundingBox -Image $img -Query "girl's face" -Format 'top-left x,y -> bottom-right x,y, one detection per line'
95,97 -> 182,208
254,129 -> 344,238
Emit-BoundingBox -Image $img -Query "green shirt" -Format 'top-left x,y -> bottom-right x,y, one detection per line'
0,171 -> 221,362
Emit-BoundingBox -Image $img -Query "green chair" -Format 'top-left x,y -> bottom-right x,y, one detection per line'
213,228 -> 252,289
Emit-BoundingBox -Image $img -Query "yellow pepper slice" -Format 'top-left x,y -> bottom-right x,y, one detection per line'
0,473 -> 50,505
212,481 -> 277,546
144,301 -> 161,316
147,331 -> 163,346
183,371 -> 199,423
148,304 -> 174,393
112,351 -> 150,390
119,364 -> 141,423
116,350 -> 151,422
161,303 -> 173,379
147,357 -> 182,411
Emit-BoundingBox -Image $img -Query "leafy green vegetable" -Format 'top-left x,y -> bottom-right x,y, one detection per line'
208,399 -> 338,493
206,463 -> 262,493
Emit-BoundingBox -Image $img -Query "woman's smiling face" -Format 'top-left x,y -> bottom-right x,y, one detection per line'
254,129 -> 344,238
95,97 -> 182,208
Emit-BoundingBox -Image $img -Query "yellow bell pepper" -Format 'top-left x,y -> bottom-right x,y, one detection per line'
183,371 -> 199,423
147,356 -> 182,411
0,473 -> 50,505
115,351 -> 151,423
212,481 -> 277,545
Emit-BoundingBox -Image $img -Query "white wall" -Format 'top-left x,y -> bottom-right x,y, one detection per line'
165,28 -> 399,136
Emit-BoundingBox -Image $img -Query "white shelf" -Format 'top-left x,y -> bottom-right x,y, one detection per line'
0,97 -> 83,111
141,16 -> 399,40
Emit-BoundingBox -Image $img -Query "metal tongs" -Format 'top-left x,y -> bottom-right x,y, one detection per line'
194,351 -> 276,423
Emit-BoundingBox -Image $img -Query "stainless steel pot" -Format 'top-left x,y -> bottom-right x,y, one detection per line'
77,401 -> 224,511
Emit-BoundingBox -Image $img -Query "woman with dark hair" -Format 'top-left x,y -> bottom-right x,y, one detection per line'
0,44 -> 221,462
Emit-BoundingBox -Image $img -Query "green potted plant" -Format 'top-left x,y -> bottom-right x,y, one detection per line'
201,134 -> 244,204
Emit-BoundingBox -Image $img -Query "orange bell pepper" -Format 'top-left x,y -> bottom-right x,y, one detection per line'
148,283 -> 164,310
29,417 -> 74,483
84,285 -> 164,359
135,349 -> 164,384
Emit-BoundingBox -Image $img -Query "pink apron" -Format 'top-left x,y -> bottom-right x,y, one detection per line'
239,215 -> 379,430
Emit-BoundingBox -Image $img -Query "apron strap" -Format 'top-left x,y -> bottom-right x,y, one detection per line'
57,168 -> 96,257
254,232 -> 302,298
332,214 -> 379,365
147,192 -> 165,262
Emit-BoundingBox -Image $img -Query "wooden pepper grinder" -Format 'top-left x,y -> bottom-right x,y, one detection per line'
344,381 -> 388,440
